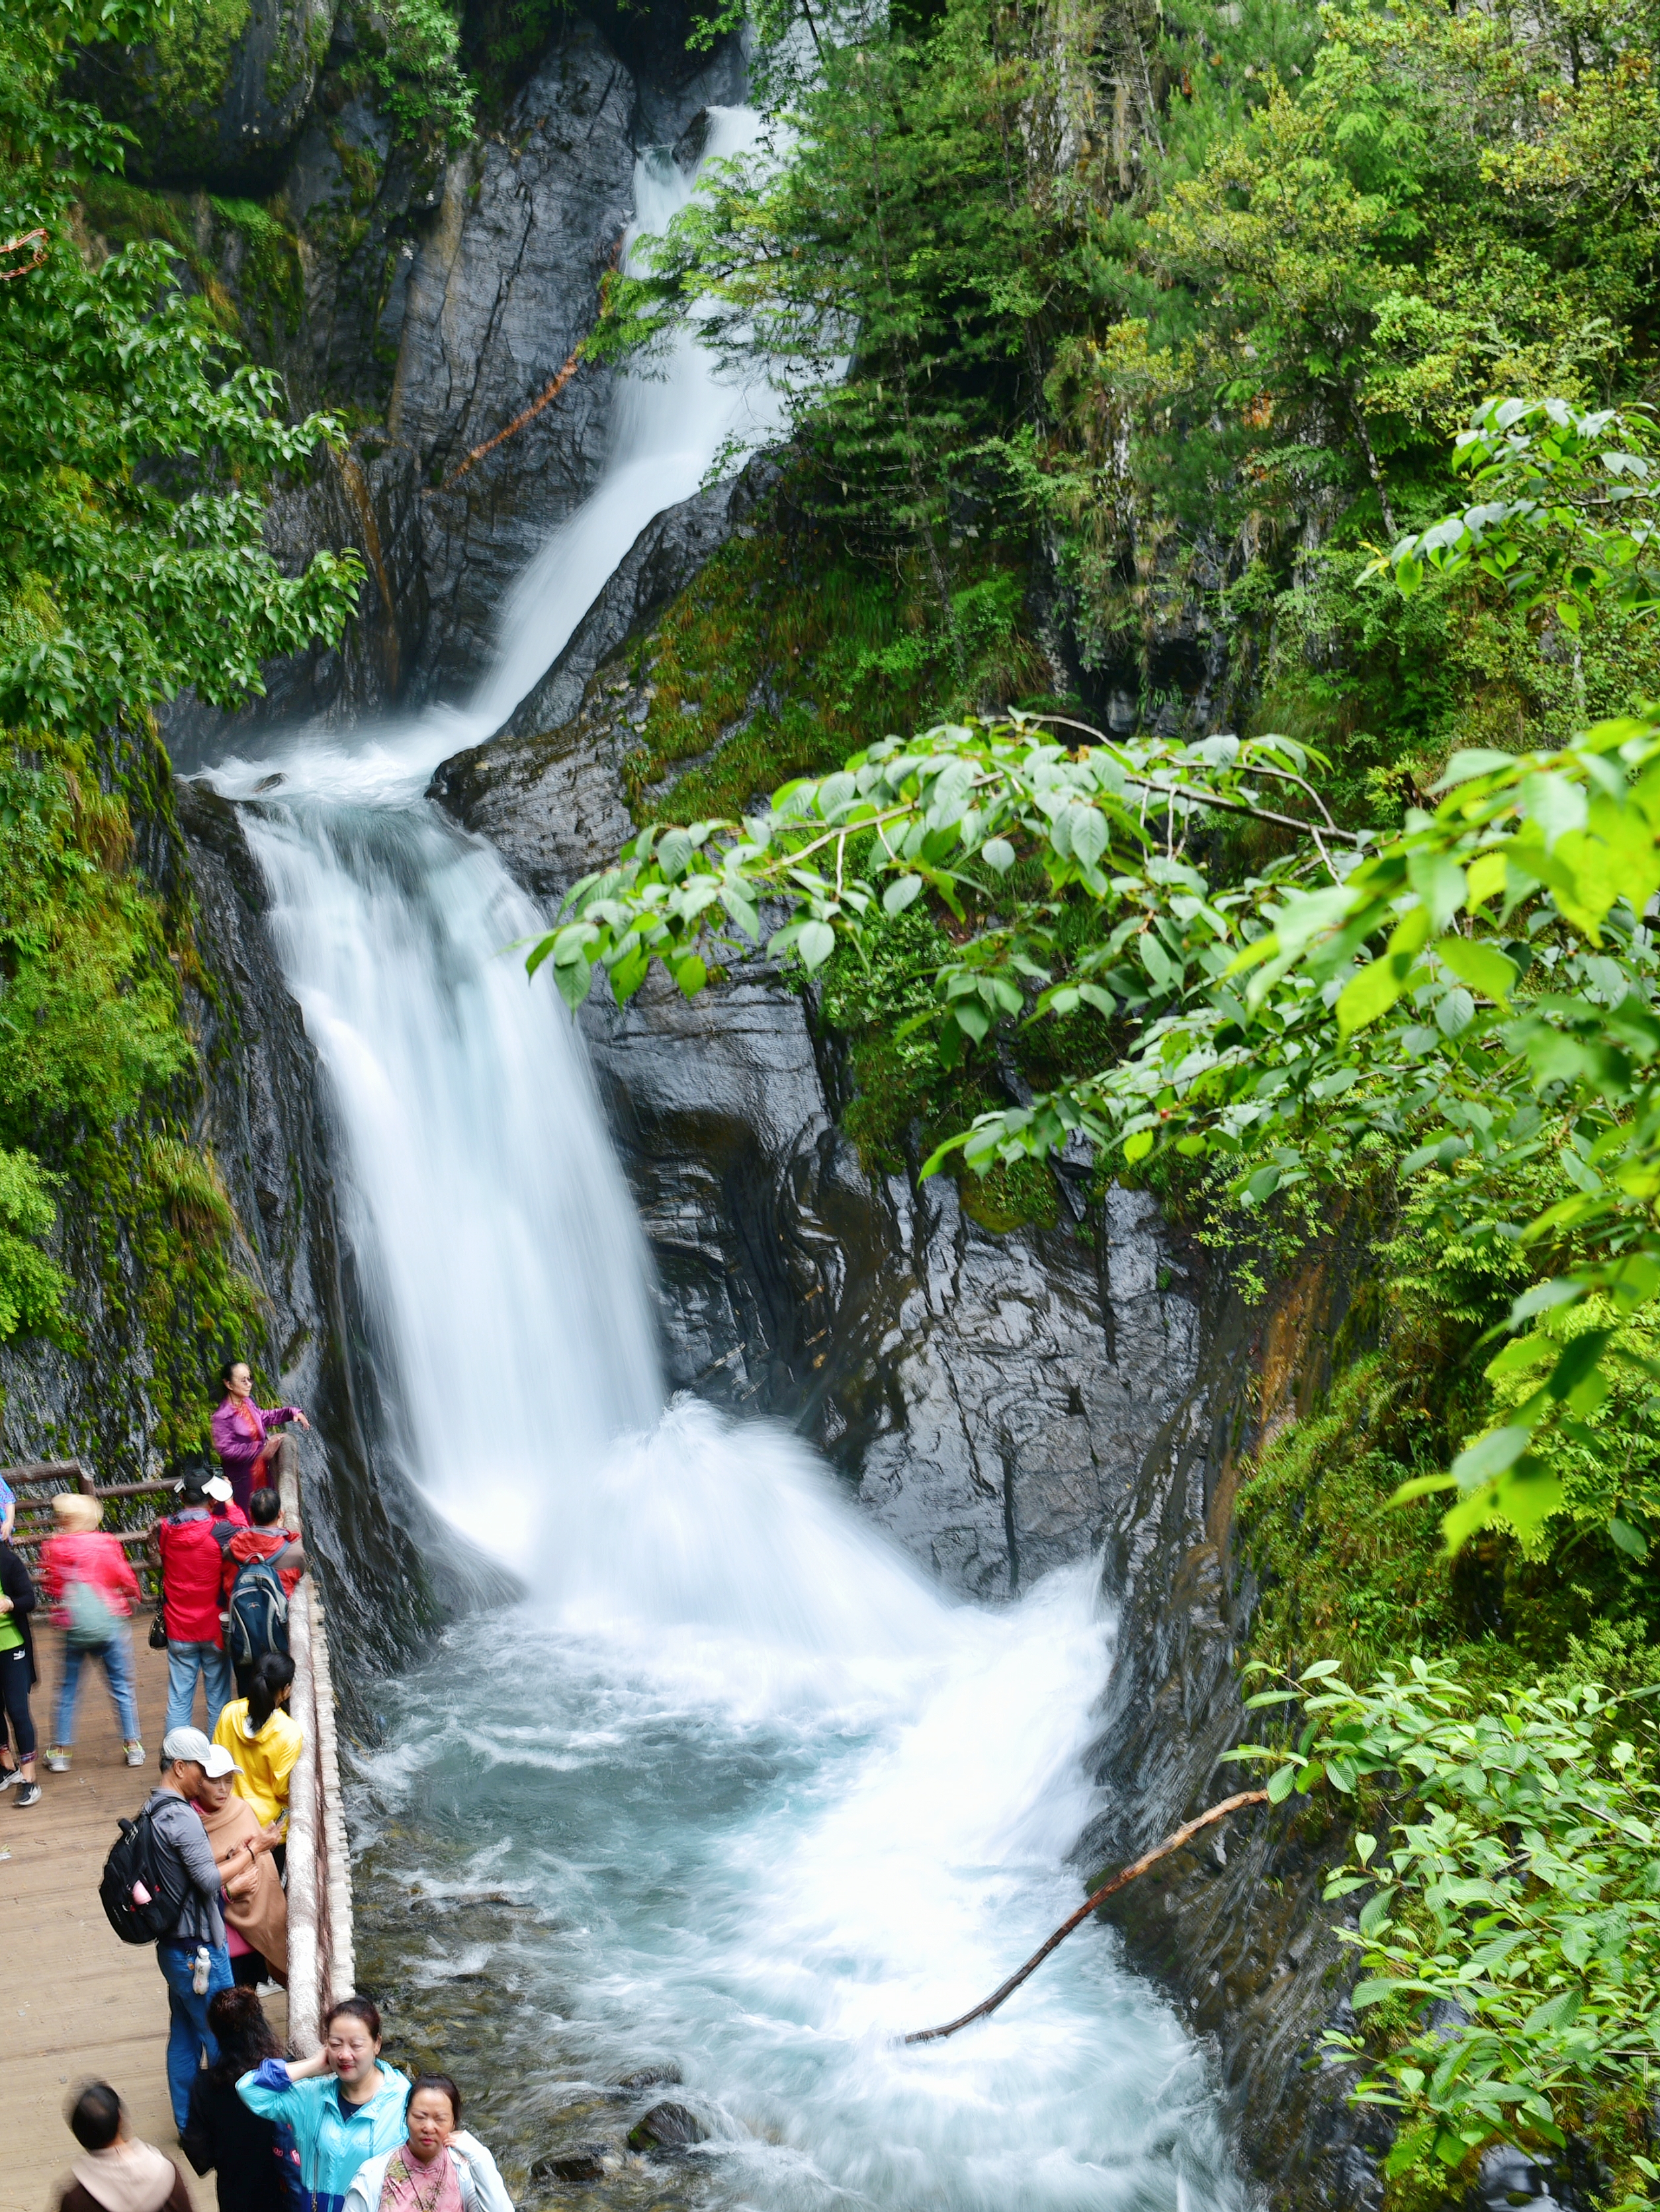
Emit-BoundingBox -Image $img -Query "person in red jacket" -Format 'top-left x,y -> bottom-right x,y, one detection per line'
156,1467 -> 247,1738
40,1492 -> 144,1772
221,1488 -> 306,1698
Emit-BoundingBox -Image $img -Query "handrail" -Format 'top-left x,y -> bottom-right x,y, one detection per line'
277,1457 -> 355,2053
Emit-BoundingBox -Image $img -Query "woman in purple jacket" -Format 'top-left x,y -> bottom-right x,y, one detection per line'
211,1363 -> 311,1515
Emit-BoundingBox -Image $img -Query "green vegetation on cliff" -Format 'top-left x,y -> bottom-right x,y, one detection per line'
0,0 -> 359,1455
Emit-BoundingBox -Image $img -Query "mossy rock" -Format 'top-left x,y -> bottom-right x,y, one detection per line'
74,0 -> 337,187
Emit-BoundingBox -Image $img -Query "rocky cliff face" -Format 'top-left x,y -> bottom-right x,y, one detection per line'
0,768 -> 487,1673
432,626 -> 1203,1601
145,5 -> 752,768
1077,1264 -> 1385,2211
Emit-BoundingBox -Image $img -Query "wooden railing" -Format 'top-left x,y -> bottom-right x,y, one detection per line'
3,1451 -> 357,2054
275,1457 -> 355,2053
4,1459 -> 173,1598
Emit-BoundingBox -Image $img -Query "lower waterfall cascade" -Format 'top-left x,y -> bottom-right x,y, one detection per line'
203,114 -> 1251,2212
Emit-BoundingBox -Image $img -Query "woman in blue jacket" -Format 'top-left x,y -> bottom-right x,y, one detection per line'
238,1996 -> 410,2212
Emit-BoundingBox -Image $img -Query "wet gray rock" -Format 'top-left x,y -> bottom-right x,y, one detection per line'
390,26 -> 638,701
531,2145 -> 609,2184
626,2102 -> 708,2153
1074,1255 -> 1389,2211
588,0 -> 748,145
610,2064 -> 681,2090
279,94 -> 448,419
75,0 -> 337,187
432,652 -> 1202,1597
583,966 -> 1198,1595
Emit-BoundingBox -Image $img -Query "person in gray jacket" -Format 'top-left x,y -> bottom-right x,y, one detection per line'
342,2076 -> 515,2212
148,1726 -> 238,2132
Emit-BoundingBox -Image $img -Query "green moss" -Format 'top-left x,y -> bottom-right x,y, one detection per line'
79,179 -> 241,335
1237,1359 -> 1478,1682
625,528 -> 1043,829
146,0 -> 251,124
1235,1164 -> 1660,1693
209,195 -> 304,344
0,725 -> 267,1467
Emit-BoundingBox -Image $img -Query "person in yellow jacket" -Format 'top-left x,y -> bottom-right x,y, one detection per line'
211,1652 -> 302,1828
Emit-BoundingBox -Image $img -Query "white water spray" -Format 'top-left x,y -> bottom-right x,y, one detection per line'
207,112 -> 1248,2212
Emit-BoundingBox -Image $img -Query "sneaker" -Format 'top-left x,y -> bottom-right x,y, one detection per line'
0,1765 -> 17,1790
15,1781 -> 40,1807
124,1741 -> 146,1767
44,1749 -> 70,1773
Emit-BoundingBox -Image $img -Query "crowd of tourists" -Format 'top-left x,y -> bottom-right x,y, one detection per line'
0,1366 -> 514,2211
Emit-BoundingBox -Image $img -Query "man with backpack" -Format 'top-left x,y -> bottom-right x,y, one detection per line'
220,1488 -> 305,1698
132,1727 -> 237,2133
155,1466 -> 247,1736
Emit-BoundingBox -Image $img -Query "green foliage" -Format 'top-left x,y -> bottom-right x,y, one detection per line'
341,0 -> 474,145
615,528 -> 1043,829
0,1148 -> 71,1343
141,0 -> 250,118
0,3 -> 364,745
818,904 -> 1059,1228
537,403 -> 1660,1569
0,0 -> 357,1452
588,0 -> 1072,618
1042,0 -> 1660,769
1232,1659 -> 1660,2200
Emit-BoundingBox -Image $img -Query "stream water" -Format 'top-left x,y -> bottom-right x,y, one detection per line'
204,109 -> 1249,2212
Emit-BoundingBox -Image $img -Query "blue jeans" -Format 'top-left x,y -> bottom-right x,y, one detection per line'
54,1629 -> 141,1746
165,1639 -> 232,1737
157,1937 -> 233,2131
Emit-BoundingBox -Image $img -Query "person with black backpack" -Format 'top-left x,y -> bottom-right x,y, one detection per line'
141,1727 -> 238,2133
220,1488 -> 304,1700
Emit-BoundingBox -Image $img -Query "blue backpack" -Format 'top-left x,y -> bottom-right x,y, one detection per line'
227,1556 -> 289,1671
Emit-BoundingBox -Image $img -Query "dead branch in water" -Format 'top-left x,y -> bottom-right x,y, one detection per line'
901,1788 -> 1271,2045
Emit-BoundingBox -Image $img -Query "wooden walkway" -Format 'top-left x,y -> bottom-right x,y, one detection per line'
0,1627 -> 286,2212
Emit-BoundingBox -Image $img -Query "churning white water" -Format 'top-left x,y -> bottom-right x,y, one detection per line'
204,108 -> 1248,2212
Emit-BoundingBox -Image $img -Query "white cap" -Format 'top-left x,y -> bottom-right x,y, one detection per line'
161,1726 -> 240,1778
202,1474 -> 234,1504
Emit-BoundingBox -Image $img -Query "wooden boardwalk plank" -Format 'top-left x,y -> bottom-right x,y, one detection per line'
0,1627 -> 286,2212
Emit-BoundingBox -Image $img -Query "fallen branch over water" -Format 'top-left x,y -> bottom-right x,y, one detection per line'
901,1788 -> 1271,2045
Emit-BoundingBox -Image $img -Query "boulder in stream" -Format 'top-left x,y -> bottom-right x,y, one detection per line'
625,2102 -> 708,2154
530,2145 -> 609,2185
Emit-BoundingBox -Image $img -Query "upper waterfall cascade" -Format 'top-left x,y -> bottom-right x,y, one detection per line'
206,116 -> 1248,2212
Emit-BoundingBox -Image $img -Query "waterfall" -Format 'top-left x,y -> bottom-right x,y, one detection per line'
205,114 -> 1248,2212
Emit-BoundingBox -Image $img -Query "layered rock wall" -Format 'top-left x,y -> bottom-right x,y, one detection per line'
1078,1265 -> 1385,2211
432,624 -> 1205,1597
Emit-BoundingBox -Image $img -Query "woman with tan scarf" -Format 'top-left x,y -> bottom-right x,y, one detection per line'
195,1765 -> 287,1984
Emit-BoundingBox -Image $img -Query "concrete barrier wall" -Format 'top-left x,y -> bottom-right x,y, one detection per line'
280,1467 -> 355,2053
